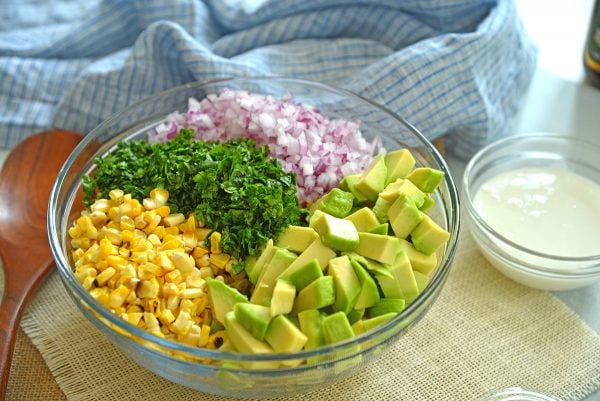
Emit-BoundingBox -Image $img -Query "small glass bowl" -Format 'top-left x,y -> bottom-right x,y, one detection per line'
463,134 -> 600,291
480,387 -> 561,401
48,77 -> 460,398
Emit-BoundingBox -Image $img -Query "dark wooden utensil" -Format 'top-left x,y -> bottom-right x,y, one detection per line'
0,130 -> 82,400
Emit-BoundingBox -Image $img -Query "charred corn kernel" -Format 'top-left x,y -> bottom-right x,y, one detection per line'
137,278 -> 159,298
159,309 -> 176,326
91,198 -> 111,213
143,312 -> 160,331
210,252 -> 230,269
164,269 -> 182,284
164,213 -> 185,227
199,324 -> 211,347
144,298 -> 160,315
210,232 -> 221,254
179,288 -> 204,299
123,312 -> 143,326
172,252 -> 194,273
68,225 -> 82,239
171,311 -> 192,335
96,266 -> 116,286
108,189 -> 124,204
110,285 -> 130,308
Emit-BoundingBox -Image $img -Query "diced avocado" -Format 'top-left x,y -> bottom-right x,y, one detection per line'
347,308 -> 365,325
360,256 -> 394,279
379,178 -> 425,207
276,226 -> 318,253
323,311 -> 355,344
368,223 -> 388,235
310,188 -> 355,218
398,238 -> 438,274
279,258 -> 323,291
368,298 -> 406,317
251,248 -> 297,306
384,149 -> 416,184
264,315 -> 308,353
413,270 -> 430,293
374,271 -> 403,299
234,303 -> 272,340
372,196 -> 392,223
278,236 -> 335,279
339,174 -> 369,203
390,251 -> 419,303
354,155 -> 387,201
223,311 -> 275,358
419,194 -> 435,211
293,276 -> 336,314
362,312 -> 397,332
246,239 -> 274,285
328,256 -> 361,315
406,167 -> 444,193
411,215 -> 450,256
310,211 -> 359,251
350,259 -> 380,309
298,309 -> 326,350
355,232 -> 400,265
206,278 -> 248,325
344,207 -> 380,232
387,194 -> 424,239
270,279 -> 296,316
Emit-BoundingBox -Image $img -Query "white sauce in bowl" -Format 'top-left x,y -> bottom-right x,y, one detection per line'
473,167 -> 600,258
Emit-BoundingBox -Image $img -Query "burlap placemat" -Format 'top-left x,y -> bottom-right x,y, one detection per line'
4,223 -> 600,401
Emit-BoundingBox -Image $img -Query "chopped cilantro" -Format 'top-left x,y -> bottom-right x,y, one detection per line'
83,129 -> 307,272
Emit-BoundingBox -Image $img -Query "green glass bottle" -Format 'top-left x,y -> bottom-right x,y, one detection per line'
584,0 -> 600,87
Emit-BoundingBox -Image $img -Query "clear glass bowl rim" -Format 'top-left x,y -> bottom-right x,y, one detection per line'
462,133 -> 600,276
48,76 -> 460,364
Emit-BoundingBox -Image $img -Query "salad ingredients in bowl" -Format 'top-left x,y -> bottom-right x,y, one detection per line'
50,77 -> 459,398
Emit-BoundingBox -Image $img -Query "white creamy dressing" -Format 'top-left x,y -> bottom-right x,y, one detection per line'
473,167 -> 600,258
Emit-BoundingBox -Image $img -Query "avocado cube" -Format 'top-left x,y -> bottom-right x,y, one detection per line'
298,309 -> 326,350
411,215 -> 450,256
350,259 -> 380,309
372,196 -> 392,223
270,279 -> 296,316
406,167 -> 444,193
206,278 -> 248,325
278,236 -> 335,281
419,194 -> 435,212
390,251 -> 419,303
310,211 -> 359,252
368,223 -> 389,235
360,312 -> 398,333
368,298 -> 406,317
360,256 -> 394,279
293,276 -> 336,314
279,258 -> 323,291
328,256 -> 361,315
323,311 -> 355,344
384,149 -> 416,184
347,308 -> 366,325
276,226 -> 318,253
223,311 -> 275,357
387,194 -> 424,239
339,174 -> 369,203
413,270 -> 430,293
354,155 -> 387,201
398,238 -> 438,274
234,303 -> 272,340
311,188 -> 355,218
265,315 -> 308,353
379,178 -> 426,207
344,207 -> 380,232
245,239 -> 274,285
251,248 -> 297,306
355,232 -> 400,265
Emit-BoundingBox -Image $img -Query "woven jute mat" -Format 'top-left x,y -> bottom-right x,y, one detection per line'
3,223 -> 600,401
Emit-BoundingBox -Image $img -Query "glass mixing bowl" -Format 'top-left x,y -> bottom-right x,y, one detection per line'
48,77 -> 460,398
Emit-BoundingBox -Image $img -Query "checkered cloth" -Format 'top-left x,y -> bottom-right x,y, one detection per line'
0,0 -> 536,159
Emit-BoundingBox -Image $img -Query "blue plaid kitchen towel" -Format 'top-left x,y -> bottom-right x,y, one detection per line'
0,0 -> 536,159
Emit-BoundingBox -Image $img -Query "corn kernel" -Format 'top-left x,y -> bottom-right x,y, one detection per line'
166,295 -> 179,311
90,287 -> 110,306
150,188 -> 169,205
172,252 -> 194,274
164,269 -> 182,284
91,198 -> 111,213
159,309 -> 176,326
96,266 -> 116,286
68,225 -> 81,239
210,252 -> 230,269
143,312 -> 160,330
123,312 -> 143,326
164,213 -> 185,227
109,189 -> 124,204
196,228 -> 211,241
137,278 -> 159,298
171,311 -> 192,335
110,285 -> 130,308
199,324 -> 211,347
155,205 -> 170,218
179,215 -> 196,234
179,288 -> 204,299
210,232 -> 221,254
